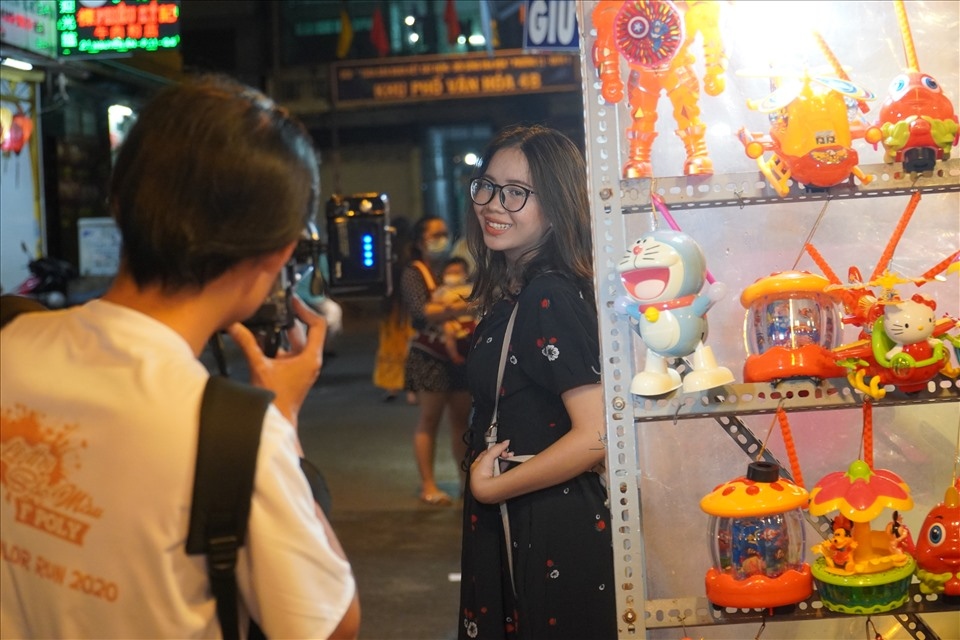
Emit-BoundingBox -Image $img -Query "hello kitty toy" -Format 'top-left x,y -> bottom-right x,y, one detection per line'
839,292 -> 951,399
615,230 -> 735,395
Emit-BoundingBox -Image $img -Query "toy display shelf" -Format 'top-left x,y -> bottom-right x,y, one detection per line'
642,583 -> 957,630
631,375 -> 960,423
612,158 -> 960,214
583,42 -> 959,640
636,378 -> 958,636
580,3 -> 959,637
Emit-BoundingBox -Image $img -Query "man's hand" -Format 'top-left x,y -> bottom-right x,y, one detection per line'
227,296 -> 327,428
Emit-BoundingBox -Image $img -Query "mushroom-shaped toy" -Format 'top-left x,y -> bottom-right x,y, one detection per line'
808,460 -> 916,613
700,461 -> 812,608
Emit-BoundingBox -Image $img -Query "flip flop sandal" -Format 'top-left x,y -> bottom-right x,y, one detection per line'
420,491 -> 453,506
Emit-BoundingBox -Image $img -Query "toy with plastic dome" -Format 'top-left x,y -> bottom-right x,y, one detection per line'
615,229 -> 734,396
700,461 -> 813,609
875,0 -> 959,173
592,0 -> 727,178
740,270 -> 848,383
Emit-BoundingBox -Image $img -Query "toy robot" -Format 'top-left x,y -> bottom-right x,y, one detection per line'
592,0 -> 727,178
615,230 -> 734,395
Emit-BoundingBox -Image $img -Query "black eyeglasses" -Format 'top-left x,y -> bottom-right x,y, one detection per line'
469,177 -> 536,212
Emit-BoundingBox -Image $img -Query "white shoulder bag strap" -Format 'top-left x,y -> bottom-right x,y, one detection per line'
482,302 -> 526,596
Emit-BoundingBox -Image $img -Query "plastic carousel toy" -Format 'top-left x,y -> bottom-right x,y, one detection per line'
808,460 -> 916,613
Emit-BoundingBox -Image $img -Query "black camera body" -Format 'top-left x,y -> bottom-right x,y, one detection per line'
243,221 -> 324,357
240,191 -> 394,357
325,192 -> 393,298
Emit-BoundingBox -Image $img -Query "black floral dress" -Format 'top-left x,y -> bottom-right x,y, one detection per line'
459,273 -> 617,640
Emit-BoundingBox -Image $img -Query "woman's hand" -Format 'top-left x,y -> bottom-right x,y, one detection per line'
227,295 -> 327,429
469,440 -> 512,504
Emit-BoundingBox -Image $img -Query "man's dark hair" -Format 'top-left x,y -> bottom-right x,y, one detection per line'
109,75 -> 320,291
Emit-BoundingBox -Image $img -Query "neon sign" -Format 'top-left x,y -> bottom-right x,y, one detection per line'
57,0 -> 180,57
0,1 -> 58,59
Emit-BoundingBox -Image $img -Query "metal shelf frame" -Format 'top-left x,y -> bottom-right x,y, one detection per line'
614,158 -> 960,214
643,584 -> 958,630
578,3 -> 960,638
633,376 -> 960,423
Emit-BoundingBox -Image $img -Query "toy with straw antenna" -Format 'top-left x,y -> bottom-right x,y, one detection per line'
912,423 -> 960,598
875,0 -> 959,173
913,483 -> 960,596
804,192 -> 960,399
736,32 -> 882,197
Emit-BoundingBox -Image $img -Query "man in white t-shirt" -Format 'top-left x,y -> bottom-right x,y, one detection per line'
0,76 -> 360,638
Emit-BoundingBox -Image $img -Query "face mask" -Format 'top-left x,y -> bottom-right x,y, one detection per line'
443,274 -> 466,287
425,237 -> 450,259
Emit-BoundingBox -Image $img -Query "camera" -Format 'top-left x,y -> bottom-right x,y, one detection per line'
243,221 -> 325,357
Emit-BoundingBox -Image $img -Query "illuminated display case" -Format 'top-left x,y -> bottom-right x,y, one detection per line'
578,1 -> 960,638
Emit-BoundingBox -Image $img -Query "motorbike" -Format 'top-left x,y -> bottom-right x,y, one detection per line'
12,243 -> 78,309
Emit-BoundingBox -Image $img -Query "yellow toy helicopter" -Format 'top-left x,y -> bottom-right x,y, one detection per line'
737,69 -> 883,197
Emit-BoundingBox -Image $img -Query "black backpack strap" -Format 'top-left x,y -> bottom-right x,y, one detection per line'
0,295 -> 47,329
186,375 -> 274,640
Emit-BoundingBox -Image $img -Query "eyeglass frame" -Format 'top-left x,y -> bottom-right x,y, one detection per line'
469,177 -> 536,212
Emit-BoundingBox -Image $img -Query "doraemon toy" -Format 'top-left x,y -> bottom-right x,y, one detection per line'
615,230 -> 734,395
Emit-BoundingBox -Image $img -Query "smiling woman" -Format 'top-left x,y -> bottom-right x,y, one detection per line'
458,124 -> 616,640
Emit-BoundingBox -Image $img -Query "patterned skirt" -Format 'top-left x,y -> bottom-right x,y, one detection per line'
404,347 -> 468,392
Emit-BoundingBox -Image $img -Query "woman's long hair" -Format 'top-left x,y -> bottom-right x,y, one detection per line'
466,124 -> 594,315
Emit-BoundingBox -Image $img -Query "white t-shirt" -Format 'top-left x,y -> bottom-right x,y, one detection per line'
0,300 -> 355,638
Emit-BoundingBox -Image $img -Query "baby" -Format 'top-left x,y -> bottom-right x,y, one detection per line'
433,257 -> 477,364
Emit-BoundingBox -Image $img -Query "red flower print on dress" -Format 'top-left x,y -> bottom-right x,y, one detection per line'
540,298 -> 550,309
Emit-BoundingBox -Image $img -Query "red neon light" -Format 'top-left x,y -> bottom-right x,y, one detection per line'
76,1 -> 178,29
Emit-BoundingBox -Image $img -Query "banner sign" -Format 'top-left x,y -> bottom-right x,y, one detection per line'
523,0 -> 580,51
0,1 -> 58,59
57,0 -> 180,58
332,49 -> 580,108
